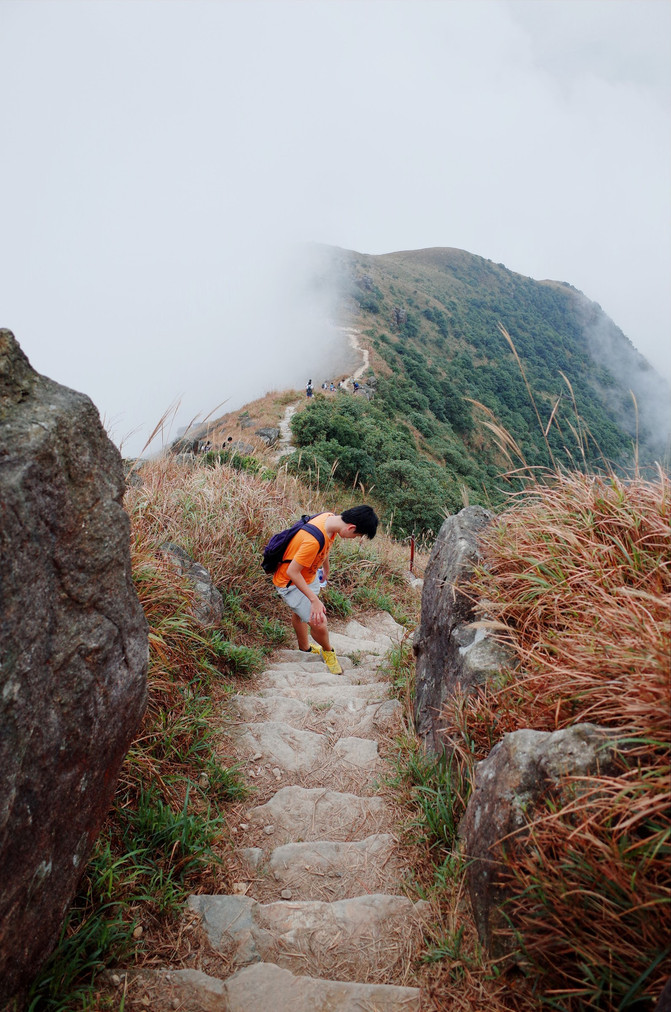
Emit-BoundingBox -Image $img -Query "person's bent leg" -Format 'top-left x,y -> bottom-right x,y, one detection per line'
308,621 -> 331,652
309,620 -> 342,674
291,611 -> 310,651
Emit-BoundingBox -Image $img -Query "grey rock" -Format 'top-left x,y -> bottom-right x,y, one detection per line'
231,694 -> 312,727
139,962 -> 422,1011
413,506 -> 515,753
461,722 -> 621,958
258,668 -> 391,703
246,786 -> 390,844
0,329 -> 148,1001
188,892 -> 429,981
237,834 -> 400,901
333,736 -> 379,767
237,721 -> 329,772
158,542 -> 223,626
254,427 -> 280,446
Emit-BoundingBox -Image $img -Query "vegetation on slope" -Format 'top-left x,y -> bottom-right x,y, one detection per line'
284,246 -> 669,537
435,470 -> 671,1010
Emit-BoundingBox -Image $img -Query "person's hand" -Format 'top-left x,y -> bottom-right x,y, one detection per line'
310,598 -> 327,626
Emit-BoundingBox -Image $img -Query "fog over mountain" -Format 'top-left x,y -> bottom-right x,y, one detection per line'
0,1 -> 668,458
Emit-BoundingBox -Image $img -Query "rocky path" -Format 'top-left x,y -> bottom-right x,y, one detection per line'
134,613 -> 427,1010
273,400 -> 299,460
272,326 -> 368,463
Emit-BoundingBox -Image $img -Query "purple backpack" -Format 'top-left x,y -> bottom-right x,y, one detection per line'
261,514 -> 325,575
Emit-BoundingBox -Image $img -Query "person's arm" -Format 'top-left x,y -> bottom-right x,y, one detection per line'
286,560 -> 326,625
321,556 -> 330,580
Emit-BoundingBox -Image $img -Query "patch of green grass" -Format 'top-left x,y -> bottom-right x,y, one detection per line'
389,746 -> 471,853
322,585 -> 353,618
210,633 -> 264,677
378,641 -> 414,701
351,585 -> 395,613
256,616 -> 290,647
116,784 -> 223,915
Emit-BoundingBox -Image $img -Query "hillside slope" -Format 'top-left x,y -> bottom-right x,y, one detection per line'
180,245 -> 670,538
337,244 -> 669,458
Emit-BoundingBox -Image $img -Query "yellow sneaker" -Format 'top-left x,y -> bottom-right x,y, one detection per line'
320,648 -> 343,675
308,644 -> 322,655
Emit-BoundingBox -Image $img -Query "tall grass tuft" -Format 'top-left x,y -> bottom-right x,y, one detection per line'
441,468 -> 670,1009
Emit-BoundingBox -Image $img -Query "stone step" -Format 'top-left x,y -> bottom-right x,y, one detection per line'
234,833 -> 402,902
262,657 -> 381,680
236,721 -> 378,787
188,892 -> 429,983
324,631 -> 390,658
137,961 -> 421,1011
345,613 -> 407,645
258,667 -> 388,698
273,648 -> 325,663
243,786 -> 391,845
257,680 -> 392,706
231,693 -> 402,737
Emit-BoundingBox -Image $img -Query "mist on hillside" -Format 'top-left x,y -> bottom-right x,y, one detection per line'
119,245 -> 355,458
579,305 -> 671,462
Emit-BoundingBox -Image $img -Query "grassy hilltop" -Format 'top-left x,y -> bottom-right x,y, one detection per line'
276,245 -> 669,537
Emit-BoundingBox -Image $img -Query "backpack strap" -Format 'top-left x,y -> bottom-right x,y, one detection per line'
284,519 -> 325,587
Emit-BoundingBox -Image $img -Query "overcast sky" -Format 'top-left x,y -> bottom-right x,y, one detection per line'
1,0 -> 669,457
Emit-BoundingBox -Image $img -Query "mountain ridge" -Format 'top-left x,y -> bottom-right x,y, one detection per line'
186,244 -> 670,537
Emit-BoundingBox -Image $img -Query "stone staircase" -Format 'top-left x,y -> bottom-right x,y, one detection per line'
132,612 -> 427,1010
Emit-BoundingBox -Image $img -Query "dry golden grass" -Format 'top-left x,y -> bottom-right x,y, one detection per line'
437,468 -> 670,1009
467,470 -> 670,744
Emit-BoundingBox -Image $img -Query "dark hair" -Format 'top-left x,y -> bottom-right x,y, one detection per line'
340,505 -> 378,539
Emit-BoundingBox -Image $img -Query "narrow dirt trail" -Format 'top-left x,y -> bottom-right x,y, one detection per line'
271,327 -> 368,463
134,613 -> 427,1010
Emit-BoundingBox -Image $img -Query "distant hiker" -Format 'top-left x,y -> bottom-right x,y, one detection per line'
270,506 -> 378,674
306,379 -> 313,399
353,381 -> 359,392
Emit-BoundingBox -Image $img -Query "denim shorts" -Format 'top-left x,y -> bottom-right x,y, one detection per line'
276,575 -> 321,624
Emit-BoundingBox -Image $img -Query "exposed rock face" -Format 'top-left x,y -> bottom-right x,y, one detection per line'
413,506 -> 514,753
460,723 -> 620,958
255,427 -> 280,447
0,330 -> 148,1002
159,542 -> 223,626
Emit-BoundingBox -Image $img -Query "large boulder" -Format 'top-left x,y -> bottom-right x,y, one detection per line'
254,427 -> 280,447
413,506 -> 514,753
0,330 -> 148,1002
460,723 -> 620,958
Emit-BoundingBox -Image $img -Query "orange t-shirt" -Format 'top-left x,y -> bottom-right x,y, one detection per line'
272,513 -> 336,588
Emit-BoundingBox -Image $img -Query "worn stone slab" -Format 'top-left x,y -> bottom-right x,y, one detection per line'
246,787 -> 390,844
328,631 -> 389,657
188,893 -> 430,981
232,694 -> 401,737
139,962 -> 422,1011
257,676 -> 391,705
231,694 -> 311,727
236,721 -> 328,772
236,834 -> 401,901
364,611 -> 407,642
261,658 -> 381,682
333,736 -> 379,768
273,648 -> 325,663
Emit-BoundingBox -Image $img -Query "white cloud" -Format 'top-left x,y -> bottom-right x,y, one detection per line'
0,0 -> 668,456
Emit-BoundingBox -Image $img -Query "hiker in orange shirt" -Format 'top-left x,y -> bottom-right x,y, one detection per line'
273,506 -> 378,674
